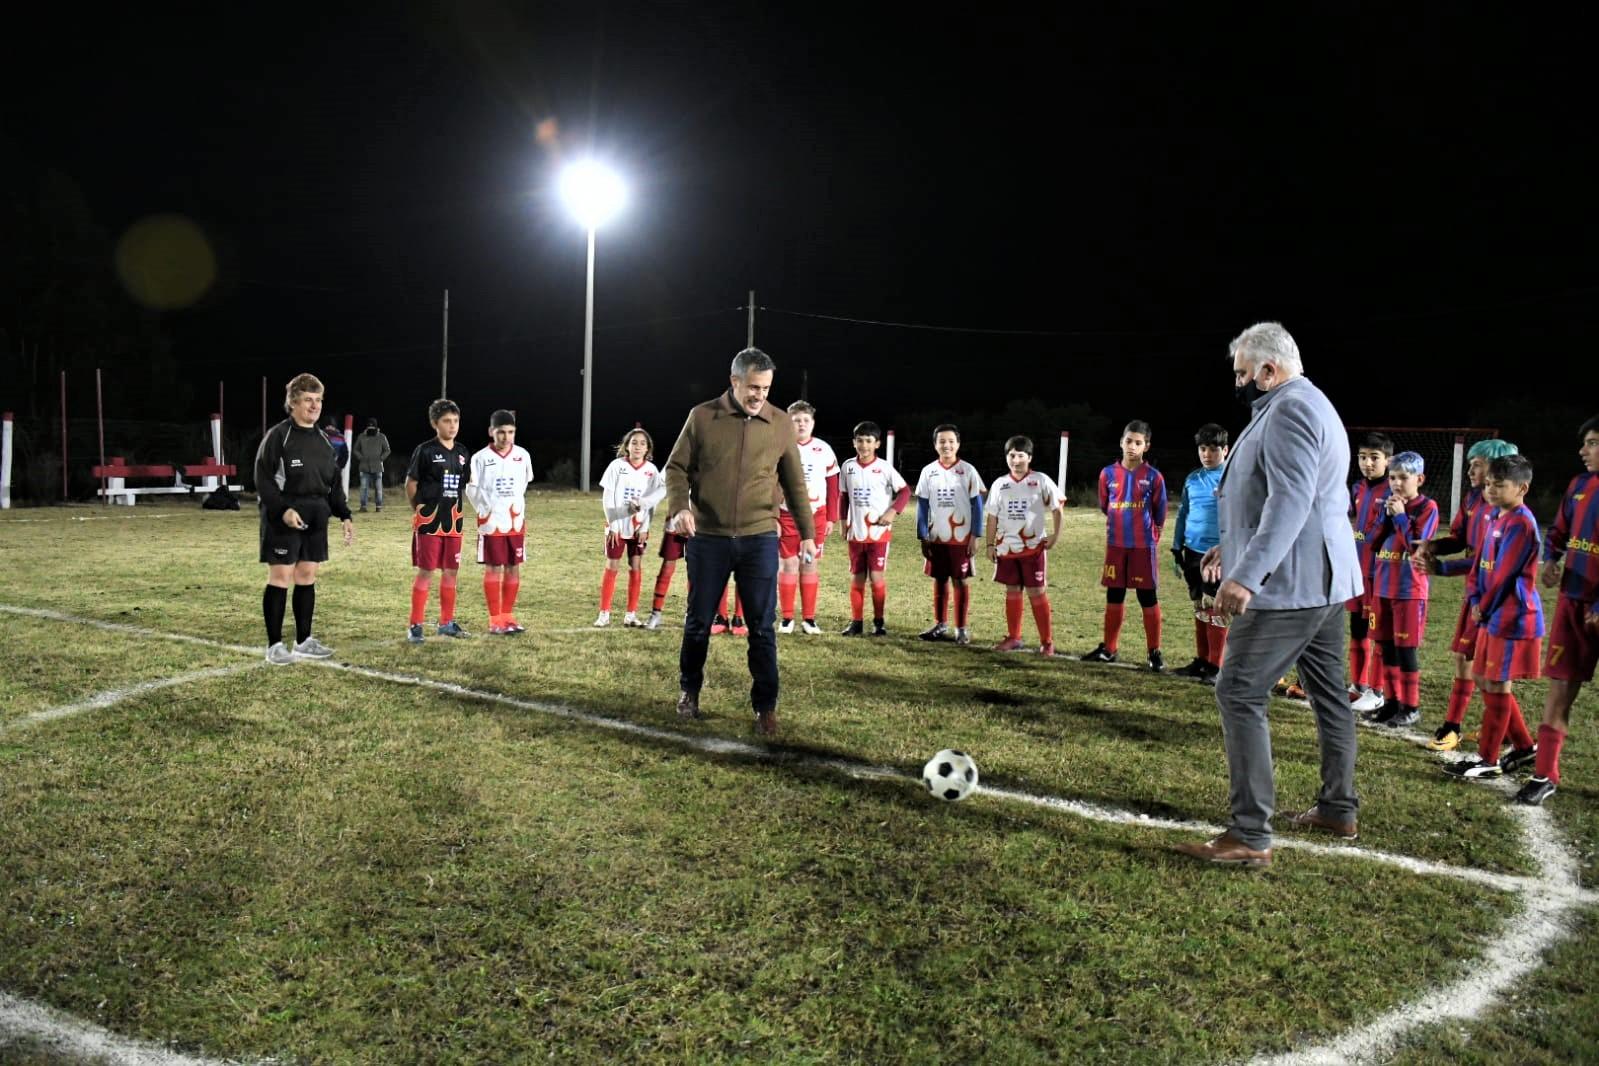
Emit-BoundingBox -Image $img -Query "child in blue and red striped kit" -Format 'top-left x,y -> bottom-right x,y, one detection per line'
1519,414 -> 1599,805
1348,432 -> 1395,712
1360,451 -> 1439,728
1081,421 -> 1168,670
1442,453 -> 1543,782
1420,438 -> 1518,751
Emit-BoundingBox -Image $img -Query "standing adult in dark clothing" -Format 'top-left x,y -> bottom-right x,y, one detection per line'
352,417 -> 391,511
255,373 -> 355,665
663,348 -> 815,735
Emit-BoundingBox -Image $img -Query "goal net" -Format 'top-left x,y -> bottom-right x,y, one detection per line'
1345,426 -> 1501,520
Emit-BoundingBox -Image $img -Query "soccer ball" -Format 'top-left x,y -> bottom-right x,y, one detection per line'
922,749 -> 979,801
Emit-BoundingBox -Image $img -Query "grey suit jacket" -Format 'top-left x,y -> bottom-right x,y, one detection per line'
1216,376 -> 1363,610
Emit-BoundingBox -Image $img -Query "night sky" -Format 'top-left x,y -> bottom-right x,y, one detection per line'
4,5 -> 1593,478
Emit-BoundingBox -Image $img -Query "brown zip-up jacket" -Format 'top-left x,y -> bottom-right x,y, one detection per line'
664,390 -> 816,540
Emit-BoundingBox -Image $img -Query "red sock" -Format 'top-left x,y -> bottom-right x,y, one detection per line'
502,575 -> 519,619
1348,640 -> 1364,688
1445,678 -> 1476,726
933,579 -> 949,625
1030,594 -> 1053,645
1207,623 -> 1228,667
1401,669 -> 1421,709
871,582 -> 886,621
953,583 -> 970,628
1104,602 -> 1126,653
410,575 -> 431,625
1194,619 -> 1209,659
652,562 -> 675,611
1142,603 -> 1163,653
600,569 -> 618,612
779,572 -> 799,620
1504,694 -> 1534,751
626,569 -> 642,613
1535,724 -> 1566,783
1005,588 -> 1024,640
439,574 -> 457,624
1385,664 -> 1403,704
734,594 -> 745,619
483,573 -> 503,624
1366,651 -> 1386,693
850,581 -> 865,621
718,589 -> 729,617
1479,692 -> 1512,762
800,573 -> 820,620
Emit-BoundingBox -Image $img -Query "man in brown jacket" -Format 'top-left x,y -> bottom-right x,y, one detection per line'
665,348 -> 816,735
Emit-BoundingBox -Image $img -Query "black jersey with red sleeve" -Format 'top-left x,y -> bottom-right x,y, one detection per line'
406,439 -> 471,535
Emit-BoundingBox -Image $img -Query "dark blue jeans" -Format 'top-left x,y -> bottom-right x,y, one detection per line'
680,533 -> 779,712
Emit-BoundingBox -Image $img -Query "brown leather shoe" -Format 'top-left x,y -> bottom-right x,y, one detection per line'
677,691 -> 703,720
1283,804 -> 1358,840
754,708 -> 778,737
1172,831 -> 1272,867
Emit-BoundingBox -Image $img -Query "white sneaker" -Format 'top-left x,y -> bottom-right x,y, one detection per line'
1351,688 -> 1384,713
293,636 -> 334,659
265,642 -> 297,665
800,620 -> 823,635
778,618 -> 795,634
593,611 -> 611,628
645,610 -> 663,630
954,627 -> 972,645
622,611 -> 642,627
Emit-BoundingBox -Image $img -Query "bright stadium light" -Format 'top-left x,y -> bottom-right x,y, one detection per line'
559,160 -> 627,231
559,160 -> 628,490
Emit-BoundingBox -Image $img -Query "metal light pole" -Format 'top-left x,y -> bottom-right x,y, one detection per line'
559,160 -> 626,491
580,227 -> 596,491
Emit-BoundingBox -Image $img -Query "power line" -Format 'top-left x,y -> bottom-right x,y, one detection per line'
310,307 -> 741,360
756,306 -> 1210,337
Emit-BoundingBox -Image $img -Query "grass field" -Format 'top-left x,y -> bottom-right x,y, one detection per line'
0,490 -> 1596,1064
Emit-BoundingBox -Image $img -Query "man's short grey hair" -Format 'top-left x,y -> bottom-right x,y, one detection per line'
1228,322 -> 1303,377
731,347 -> 776,378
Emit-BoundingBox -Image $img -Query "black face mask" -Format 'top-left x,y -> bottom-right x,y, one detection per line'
1234,380 -> 1262,407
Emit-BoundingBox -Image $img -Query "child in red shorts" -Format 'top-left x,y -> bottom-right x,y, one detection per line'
1442,454 -> 1543,782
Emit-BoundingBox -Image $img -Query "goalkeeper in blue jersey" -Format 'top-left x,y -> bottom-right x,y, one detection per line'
1170,423 -> 1229,681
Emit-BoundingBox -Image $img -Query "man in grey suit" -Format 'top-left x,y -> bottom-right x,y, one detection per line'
1174,322 -> 1363,867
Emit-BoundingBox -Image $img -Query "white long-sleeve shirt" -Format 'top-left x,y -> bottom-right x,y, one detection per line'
599,458 -> 667,538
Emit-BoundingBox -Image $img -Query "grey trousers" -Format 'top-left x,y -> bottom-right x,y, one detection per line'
1213,602 -> 1358,849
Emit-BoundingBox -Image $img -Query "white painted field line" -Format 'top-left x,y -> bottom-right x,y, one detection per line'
4,664 -> 262,733
0,513 -> 178,523
309,657 -> 1599,903
3,601 -> 1597,1066
0,604 -> 259,656
0,991 -> 257,1066
1247,803 -> 1588,1066
980,783 -> 1593,902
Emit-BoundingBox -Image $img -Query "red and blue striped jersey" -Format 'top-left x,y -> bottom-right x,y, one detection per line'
1436,486 -> 1494,580
1454,486 -> 1492,555
1472,505 -> 1545,639
1349,477 -> 1392,578
1372,494 -> 1440,600
1544,472 -> 1599,604
1098,462 -> 1166,548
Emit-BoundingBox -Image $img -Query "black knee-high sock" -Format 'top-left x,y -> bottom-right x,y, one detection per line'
292,583 -> 316,643
263,585 -> 288,646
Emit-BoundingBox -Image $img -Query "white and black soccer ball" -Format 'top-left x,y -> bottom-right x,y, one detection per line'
922,749 -> 979,801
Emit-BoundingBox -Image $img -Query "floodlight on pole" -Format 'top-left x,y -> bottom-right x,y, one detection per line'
559,160 -> 627,490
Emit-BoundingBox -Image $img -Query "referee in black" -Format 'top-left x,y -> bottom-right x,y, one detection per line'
255,372 -> 355,664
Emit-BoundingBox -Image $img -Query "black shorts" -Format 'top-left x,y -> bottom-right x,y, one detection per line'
1178,546 -> 1218,602
260,497 -> 331,565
